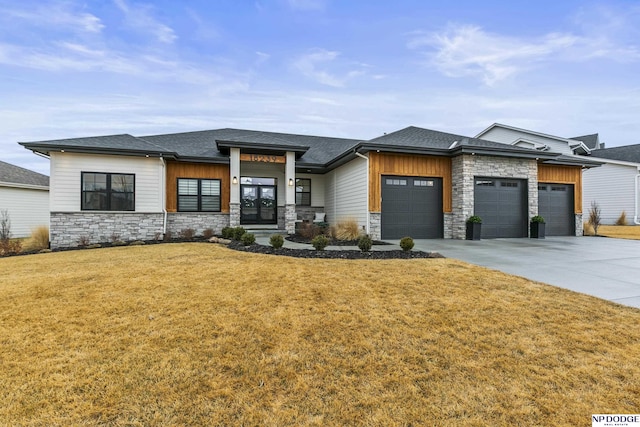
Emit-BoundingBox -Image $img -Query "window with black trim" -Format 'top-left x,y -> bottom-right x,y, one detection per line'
296,178 -> 311,206
178,178 -> 221,212
82,172 -> 135,211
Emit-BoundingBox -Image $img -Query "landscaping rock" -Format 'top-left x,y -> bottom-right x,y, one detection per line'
209,237 -> 231,244
129,240 -> 146,246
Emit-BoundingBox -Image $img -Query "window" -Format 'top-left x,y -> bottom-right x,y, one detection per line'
414,179 -> 434,187
82,172 -> 134,211
296,178 -> 311,206
501,181 -> 519,188
177,178 -> 221,212
386,178 -> 407,186
476,180 -> 495,186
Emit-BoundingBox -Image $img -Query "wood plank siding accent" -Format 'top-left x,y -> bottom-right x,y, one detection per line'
166,161 -> 230,212
368,152 -> 452,212
538,164 -> 583,213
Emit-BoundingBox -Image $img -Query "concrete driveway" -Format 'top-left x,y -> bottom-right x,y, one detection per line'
408,236 -> 640,309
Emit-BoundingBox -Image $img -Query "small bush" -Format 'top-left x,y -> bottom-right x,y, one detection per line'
466,215 -> 482,224
221,227 -> 234,239
299,223 -> 321,239
357,234 -> 372,252
240,232 -> 256,246
232,227 -> 246,241
0,239 -> 22,256
203,228 -> 215,239
163,231 -> 172,241
270,234 -> 284,249
110,232 -> 121,243
334,218 -> 361,241
179,228 -> 196,239
531,215 -> 545,223
0,209 -> 11,241
77,235 -> 90,247
616,211 -> 628,226
154,232 -> 163,241
24,226 -> 49,251
399,236 -> 414,252
311,234 -> 329,251
589,201 -> 602,236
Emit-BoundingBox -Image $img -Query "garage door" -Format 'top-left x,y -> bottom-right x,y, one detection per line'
538,184 -> 574,236
474,178 -> 527,238
381,176 -> 443,239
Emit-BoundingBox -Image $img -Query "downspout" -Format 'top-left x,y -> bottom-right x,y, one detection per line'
635,169 -> 640,225
160,157 -> 168,234
354,151 -> 370,233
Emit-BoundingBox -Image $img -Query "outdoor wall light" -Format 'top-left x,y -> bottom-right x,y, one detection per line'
288,178 -> 294,186
232,176 -> 238,184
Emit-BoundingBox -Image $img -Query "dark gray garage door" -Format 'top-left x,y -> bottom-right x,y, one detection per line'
474,178 -> 527,238
381,176 -> 443,239
538,184 -> 574,236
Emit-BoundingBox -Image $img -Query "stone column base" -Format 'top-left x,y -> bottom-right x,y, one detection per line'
229,203 -> 240,227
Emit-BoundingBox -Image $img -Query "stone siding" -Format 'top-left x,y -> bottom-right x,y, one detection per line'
229,203 -> 240,227
451,155 -> 538,239
50,212 -> 164,249
166,212 -> 229,237
369,212 -> 381,240
575,214 -> 583,236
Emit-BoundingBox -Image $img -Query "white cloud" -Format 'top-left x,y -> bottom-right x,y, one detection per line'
113,0 -> 177,44
0,1 -> 104,33
410,23 -> 640,85
292,48 -> 370,87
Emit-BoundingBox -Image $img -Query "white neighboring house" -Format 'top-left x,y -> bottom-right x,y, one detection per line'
477,124 -> 640,226
0,160 -> 50,238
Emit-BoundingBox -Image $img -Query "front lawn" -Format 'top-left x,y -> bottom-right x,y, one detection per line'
1,244 -> 639,425
586,224 -> 640,240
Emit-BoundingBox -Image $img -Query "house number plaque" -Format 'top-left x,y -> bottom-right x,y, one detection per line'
240,154 -> 286,163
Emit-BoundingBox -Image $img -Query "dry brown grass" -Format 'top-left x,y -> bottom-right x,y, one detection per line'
22,225 -> 50,251
332,218 -> 362,240
1,244 -> 639,426
584,224 -> 640,240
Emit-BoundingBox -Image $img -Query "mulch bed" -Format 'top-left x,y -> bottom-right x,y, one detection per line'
286,235 -> 392,246
228,241 -> 444,259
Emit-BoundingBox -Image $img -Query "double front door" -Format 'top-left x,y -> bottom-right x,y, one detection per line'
240,184 -> 277,224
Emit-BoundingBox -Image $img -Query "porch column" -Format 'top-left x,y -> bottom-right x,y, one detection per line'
229,148 -> 241,227
285,151 -> 296,234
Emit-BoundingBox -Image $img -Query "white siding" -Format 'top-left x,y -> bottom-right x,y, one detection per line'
583,162 -> 640,224
50,152 -> 164,213
481,127 -> 573,154
0,186 -> 49,237
324,157 -> 368,228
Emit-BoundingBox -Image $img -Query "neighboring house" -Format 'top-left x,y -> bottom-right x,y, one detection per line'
477,123 -> 639,226
0,160 -> 50,238
20,126 -> 599,249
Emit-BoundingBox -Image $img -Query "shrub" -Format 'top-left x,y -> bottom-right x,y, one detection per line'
232,226 -> 246,241
0,239 -> 22,256
203,228 -> 215,239
240,232 -> 256,246
77,235 -> 90,247
221,227 -> 234,239
334,218 -> 361,241
299,223 -> 321,239
0,209 -> 11,241
466,215 -> 482,224
154,232 -> 163,241
531,215 -> 545,223
616,211 -> 628,226
270,234 -> 284,249
357,234 -> 372,252
179,228 -> 196,239
163,231 -> 172,241
110,232 -> 121,243
588,201 -> 602,235
24,226 -> 49,251
399,236 -> 414,252
311,234 -> 329,251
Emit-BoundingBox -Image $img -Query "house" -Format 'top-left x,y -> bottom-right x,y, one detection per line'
0,160 -> 50,238
477,123 -> 638,226
20,126 -> 600,249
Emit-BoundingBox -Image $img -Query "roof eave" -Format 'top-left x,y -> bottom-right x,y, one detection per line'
20,144 -> 176,159
215,140 -> 310,156
0,181 -> 49,190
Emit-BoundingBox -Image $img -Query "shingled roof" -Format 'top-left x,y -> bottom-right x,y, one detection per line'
0,160 -> 49,187
571,133 -> 600,150
590,144 -> 640,163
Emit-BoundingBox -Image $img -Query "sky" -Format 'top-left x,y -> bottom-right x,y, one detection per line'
2,0 -> 640,175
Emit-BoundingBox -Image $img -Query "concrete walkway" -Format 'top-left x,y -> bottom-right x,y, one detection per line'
406,237 -> 640,309
256,235 -> 640,309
